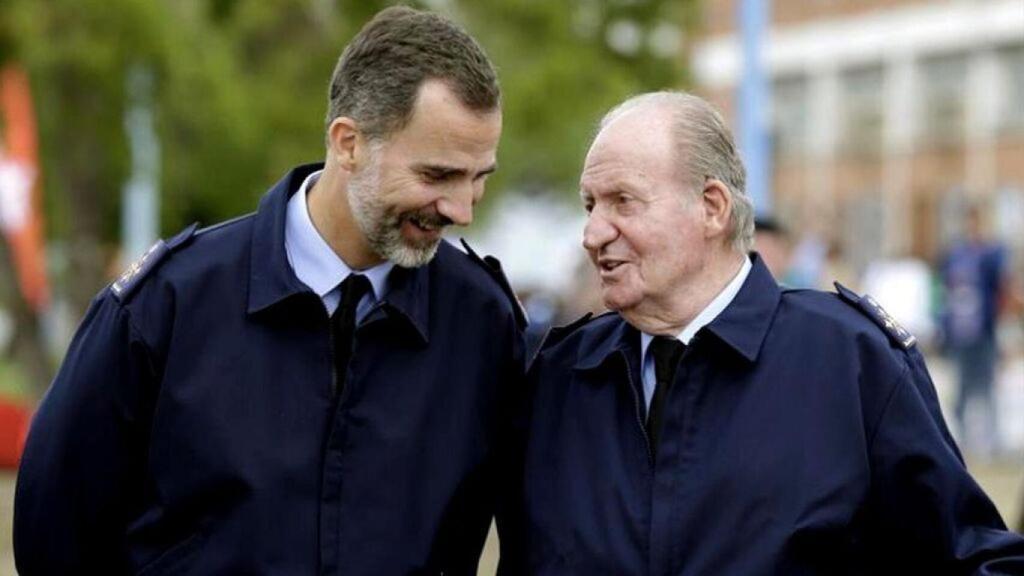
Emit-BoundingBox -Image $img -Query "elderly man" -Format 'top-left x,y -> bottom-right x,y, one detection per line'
501,92 -> 1023,575
15,7 -> 523,575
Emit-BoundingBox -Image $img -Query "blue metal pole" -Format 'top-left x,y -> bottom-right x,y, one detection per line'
122,66 -> 160,261
739,0 -> 772,216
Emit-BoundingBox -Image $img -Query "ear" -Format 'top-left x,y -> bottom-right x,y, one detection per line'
327,117 -> 360,173
702,178 -> 733,242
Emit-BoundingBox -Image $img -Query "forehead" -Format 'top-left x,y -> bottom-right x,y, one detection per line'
383,80 -> 502,166
580,107 -> 677,195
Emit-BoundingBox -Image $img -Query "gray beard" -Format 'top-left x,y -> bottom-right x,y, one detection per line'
347,152 -> 441,268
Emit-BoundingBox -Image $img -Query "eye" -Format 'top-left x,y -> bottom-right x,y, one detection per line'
583,200 -> 594,214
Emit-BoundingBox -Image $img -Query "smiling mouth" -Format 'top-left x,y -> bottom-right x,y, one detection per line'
598,260 -> 626,273
403,213 -> 447,235
410,220 -> 441,233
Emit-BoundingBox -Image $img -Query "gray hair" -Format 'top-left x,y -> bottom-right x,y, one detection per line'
598,91 -> 754,253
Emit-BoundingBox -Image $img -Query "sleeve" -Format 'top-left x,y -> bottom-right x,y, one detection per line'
867,353 -> 1024,575
495,332 -> 535,576
13,292 -> 159,575
439,303 -> 528,576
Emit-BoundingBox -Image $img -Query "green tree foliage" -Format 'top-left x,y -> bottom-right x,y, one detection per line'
459,0 -> 688,198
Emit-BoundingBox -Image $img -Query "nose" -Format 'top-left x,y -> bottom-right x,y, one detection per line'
582,210 -> 617,253
436,184 -> 475,227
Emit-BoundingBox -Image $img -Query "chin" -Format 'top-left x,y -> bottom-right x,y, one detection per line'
387,239 -> 441,268
601,288 -> 641,313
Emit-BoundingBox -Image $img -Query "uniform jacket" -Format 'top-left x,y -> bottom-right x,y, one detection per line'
502,254 -> 1024,576
15,164 -> 524,576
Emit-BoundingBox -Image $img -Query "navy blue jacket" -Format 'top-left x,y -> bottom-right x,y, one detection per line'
15,164 -> 524,575
502,254 -> 1024,575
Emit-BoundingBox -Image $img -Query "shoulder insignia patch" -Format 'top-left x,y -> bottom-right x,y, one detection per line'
834,282 -> 917,350
111,223 -> 198,303
460,238 -> 528,330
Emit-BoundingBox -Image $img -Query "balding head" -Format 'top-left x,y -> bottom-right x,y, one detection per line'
593,92 -> 753,254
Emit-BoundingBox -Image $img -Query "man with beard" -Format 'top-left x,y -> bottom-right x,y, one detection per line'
15,7 -> 524,575
499,92 -> 1024,575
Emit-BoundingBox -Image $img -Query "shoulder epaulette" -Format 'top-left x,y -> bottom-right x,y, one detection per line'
527,311 -> 602,370
459,238 -> 528,330
834,282 -> 917,350
111,223 -> 199,303
542,312 -> 595,350
195,212 -> 254,237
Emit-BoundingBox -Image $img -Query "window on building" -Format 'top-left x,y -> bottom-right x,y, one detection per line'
997,44 -> 1024,134
839,66 -> 884,157
771,76 -> 809,159
919,54 -> 968,147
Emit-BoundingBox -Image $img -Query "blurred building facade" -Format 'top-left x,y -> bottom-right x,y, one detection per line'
691,0 -> 1024,275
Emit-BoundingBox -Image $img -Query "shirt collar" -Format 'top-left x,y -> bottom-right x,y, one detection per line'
640,255 -> 752,363
284,169 -> 393,301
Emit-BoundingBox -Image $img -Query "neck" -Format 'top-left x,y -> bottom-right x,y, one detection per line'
307,164 -> 383,270
622,248 -> 746,336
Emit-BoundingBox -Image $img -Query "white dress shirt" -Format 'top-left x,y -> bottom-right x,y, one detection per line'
284,170 -> 394,319
639,256 -> 752,408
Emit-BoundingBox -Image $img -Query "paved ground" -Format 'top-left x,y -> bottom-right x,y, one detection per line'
0,355 -> 1019,575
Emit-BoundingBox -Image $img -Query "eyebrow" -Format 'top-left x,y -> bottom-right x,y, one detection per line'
416,163 -> 497,178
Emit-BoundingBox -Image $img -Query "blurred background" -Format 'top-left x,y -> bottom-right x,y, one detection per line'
0,0 -> 1021,574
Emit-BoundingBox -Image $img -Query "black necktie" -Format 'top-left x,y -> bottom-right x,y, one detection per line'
647,336 -> 685,456
330,274 -> 371,398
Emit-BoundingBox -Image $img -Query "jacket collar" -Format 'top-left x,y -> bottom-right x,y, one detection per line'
246,163 -> 432,343
700,252 -> 781,362
572,252 -> 780,369
248,164 -> 320,315
573,314 -> 641,372
375,261 -> 431,344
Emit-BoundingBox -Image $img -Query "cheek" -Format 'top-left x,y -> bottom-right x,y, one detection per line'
383,182 -> 433,212
635,227 -> 690,278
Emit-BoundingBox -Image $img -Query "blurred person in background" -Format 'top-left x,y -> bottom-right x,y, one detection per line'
821,238 -> 857,291
500,91 -> 1024,574
784,230 -> 826,288
556,251 -> 607,323
14,7 -> 524,575
752,215 -> 792,282
939,204 -> 1009,458
520,287 -> 558,358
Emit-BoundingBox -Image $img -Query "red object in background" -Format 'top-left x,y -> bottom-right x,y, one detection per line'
0,63 -> 50,312
0,398 -> 30,468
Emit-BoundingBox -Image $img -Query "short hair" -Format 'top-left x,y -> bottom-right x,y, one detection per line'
326,6 -> 500,142
598,92 -> 754,254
